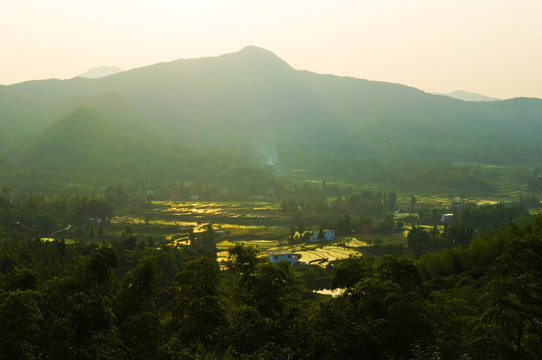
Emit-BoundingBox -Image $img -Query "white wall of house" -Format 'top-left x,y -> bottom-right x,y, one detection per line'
268,251 -> 298,265
309,230 -> 335,242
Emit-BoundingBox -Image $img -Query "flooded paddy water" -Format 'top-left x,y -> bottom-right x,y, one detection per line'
111,201 -> 380,268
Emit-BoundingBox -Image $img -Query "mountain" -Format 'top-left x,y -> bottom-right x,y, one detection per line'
3,46 -> 542,182
438,90 -> 501,102
10,103 -> 248,186
77,66 -> 123,79
15,105 -> 155,178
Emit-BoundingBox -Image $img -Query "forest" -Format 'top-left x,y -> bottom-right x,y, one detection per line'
0,185 -> 541,359
2,45 -> 542,359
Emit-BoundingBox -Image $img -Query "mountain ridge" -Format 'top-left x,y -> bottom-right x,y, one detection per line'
3,46 -> 542,179
434,89 -> 501,102
77,66 -> 124,79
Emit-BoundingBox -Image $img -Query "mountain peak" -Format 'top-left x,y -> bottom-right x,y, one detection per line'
441,90 -> 501,102
77,66 -> 124,79
237,45 -> 275,55
230,45 -> 293,70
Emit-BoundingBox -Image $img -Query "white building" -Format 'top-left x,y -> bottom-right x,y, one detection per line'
309,229 -> 335,242
268,250 -> 299,265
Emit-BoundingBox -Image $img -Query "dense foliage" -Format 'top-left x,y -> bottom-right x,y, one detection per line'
1,208 -> 542,359
2,47 -> 542,197
2,45 -> 542,359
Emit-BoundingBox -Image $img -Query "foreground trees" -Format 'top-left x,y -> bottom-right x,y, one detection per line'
311,255 -> 433,359
473,235 -> 542,359
114,256 -> 162,360
44,245 -> 123,360
161,256 -> 224,357
2,216 -> 542,359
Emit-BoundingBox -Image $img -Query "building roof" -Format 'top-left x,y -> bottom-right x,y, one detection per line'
268,250 -> 294,256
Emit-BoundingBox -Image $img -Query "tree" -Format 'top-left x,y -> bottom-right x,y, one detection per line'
288,224 -> 296,244
310,277 -> 434,359
407,226 -> 432,258
245,261 -> 302,318
387,190 -> 397,209
228,243 -> 260,281
473,236 -> 542,359
297,220 -> 305,235
190,224 -> 217,257
165,256 -> 224,350
114,256 -> 162,360
225,256 -> 303,357
318,227 -> 325,241
0,266 -> 40,291
45,245 -> 123,360
331,255 -> 374,289
0,290 -> 44,360
343,214 -> 352,235
376,254 -> 421,292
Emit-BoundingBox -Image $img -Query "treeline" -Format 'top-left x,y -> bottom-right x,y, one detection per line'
282,189 -> 397,218
0,154 -> 280,200
459,202 -> 530,229
0,194 -> 113,238
308,158 -> 495,192
1,154 -> 499,203
282,189 -> 401,243
407,203 -> 530,258
2,213 -> 542,359
526,167 -> 542,191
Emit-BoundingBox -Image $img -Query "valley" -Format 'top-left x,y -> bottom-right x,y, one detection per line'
1,46 -> 542,360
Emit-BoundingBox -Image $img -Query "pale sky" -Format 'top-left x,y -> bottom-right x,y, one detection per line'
2,0 -> 541,99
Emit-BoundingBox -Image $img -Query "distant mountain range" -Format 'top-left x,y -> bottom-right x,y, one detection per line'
1,46 -> 542,184
77,66 -> 124,79
434,90 -> 501,102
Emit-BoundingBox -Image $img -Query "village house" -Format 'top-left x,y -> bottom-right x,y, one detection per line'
309,229 -> 335,242
268,250 -> 299,265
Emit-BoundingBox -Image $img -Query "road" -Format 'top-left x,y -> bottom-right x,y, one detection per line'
48,224 -> 71,236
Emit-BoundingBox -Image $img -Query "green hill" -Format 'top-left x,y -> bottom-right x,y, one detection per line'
10,104 -> 252,190
3,46 -> 542,184
16,106 -> 149,177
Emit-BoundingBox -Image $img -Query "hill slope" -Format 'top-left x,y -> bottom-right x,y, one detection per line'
77,66 -> 123,79
16,106 -> 148,176
442,90 -> 500,102
4,46 -> 542,176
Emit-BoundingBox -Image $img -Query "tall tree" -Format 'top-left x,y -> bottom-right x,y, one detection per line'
331,255 -> 374,289
473,235 -> 542,359
163,256 -> 224,352
45,245 -> 123,360
114,256 -> 162,360
387,190 -> 397,209
0,289 -> 44,360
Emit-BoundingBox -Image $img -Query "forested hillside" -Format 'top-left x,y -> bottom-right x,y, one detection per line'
2,46 -> 542,359
1,210 -> 541,359
3,46 -> 542,175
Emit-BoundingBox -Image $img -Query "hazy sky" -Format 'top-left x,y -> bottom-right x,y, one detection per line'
2,0 -> 541,99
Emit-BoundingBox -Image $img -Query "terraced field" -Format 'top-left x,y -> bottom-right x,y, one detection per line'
109,201 -> 379,266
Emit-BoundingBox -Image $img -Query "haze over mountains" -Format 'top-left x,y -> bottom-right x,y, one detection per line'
436,90 -> 501,102
1,46 -> 542,183
77,66 -> 124,79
